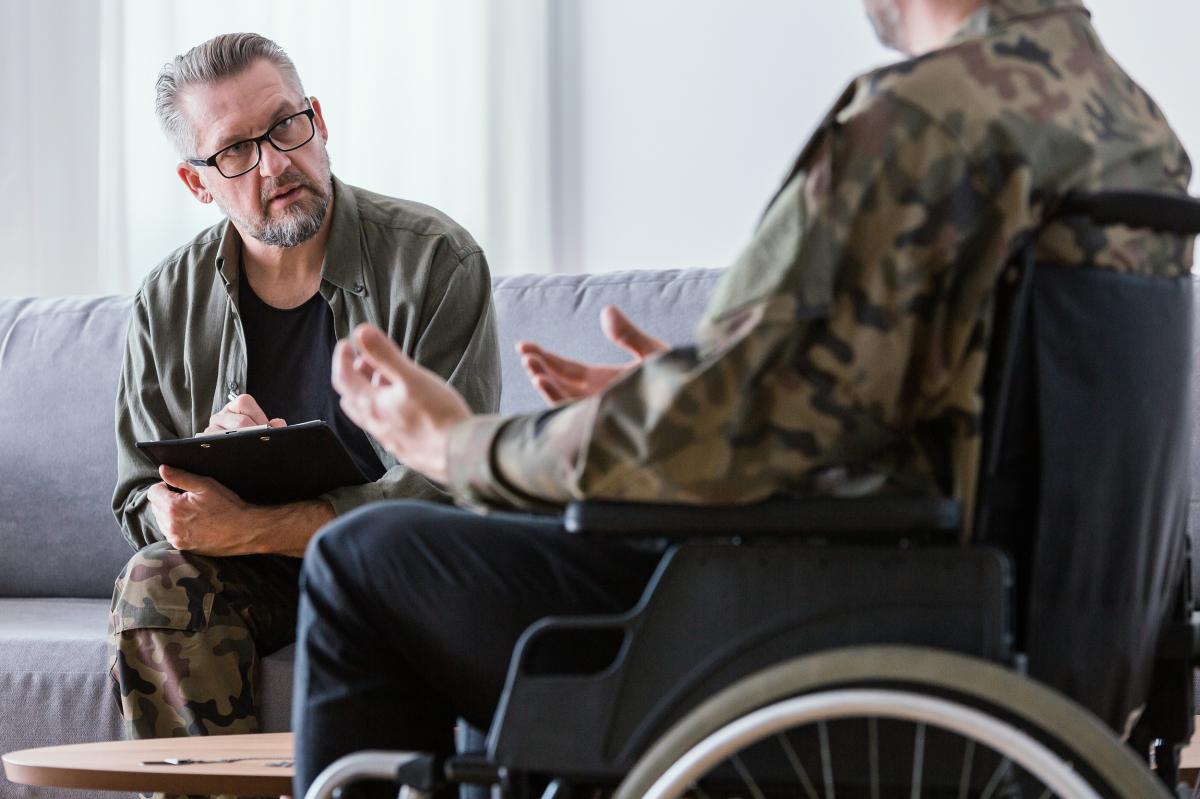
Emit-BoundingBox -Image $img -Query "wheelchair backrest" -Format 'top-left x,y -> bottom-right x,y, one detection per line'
974,191 -> 1200,730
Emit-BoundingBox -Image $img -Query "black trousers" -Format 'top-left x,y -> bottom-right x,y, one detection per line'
292,500 -> 662,797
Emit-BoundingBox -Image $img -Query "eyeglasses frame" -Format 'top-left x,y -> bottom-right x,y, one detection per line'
186,99 -> 317,179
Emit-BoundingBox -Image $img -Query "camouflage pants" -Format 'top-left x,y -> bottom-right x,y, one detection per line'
108,540 -> 302,746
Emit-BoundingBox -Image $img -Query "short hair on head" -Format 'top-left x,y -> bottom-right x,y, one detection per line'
155,32 -> 306,158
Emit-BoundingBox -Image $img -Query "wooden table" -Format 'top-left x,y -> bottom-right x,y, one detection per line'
2,733 -> 293,796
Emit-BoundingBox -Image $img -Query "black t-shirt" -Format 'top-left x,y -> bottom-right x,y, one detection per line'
239,270 -> 386,482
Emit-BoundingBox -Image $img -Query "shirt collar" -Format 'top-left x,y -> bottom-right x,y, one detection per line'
320,176 -> 367,296
215,218 -> 241,293
213,174 -> 367,297
951,0 -> 1089,43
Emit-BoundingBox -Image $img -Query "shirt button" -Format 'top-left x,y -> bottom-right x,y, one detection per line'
353,281 -> 364,293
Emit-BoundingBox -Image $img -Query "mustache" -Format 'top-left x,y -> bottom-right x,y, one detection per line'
259,171 -> 322,207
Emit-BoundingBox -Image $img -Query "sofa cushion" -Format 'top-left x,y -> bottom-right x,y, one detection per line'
0,598 -> 122,799
0,298 -> 136,598
492,269 -> 723,415
0,598 -> 294,799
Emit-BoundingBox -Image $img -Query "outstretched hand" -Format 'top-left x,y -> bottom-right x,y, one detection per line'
517,305 -> 667,405
332,324 -> 472,484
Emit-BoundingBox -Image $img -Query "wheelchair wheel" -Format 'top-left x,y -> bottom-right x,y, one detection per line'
616,646 -> 1168,799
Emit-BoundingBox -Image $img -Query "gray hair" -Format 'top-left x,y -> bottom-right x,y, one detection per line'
155,33 -> 306,158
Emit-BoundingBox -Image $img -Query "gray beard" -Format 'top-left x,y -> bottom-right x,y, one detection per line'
215,147 -> 333,249
253,189 -> 329,248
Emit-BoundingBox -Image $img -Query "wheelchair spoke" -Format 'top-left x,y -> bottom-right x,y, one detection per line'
979,757 -> 1012,799
910,722 -> 926,799
730,753 -> 766,799
956,738 -> 975,799
617,656 -> 1165,799
869,717 -> 879,799
776,732 -> 821,799
818,720 -> 836,799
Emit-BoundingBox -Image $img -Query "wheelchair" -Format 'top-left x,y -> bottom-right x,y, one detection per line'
306,191 -> 1200,799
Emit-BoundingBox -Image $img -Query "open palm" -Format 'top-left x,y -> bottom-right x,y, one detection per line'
517,305 -> 668,405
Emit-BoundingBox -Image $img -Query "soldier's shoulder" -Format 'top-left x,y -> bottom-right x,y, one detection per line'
852,18 -> 1092,146
345,183 -> 482,263
852,39 -> 1000,136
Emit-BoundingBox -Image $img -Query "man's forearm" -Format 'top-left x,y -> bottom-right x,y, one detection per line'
246,499 -> 337,557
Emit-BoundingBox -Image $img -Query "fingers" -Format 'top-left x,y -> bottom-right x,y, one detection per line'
353,325 -> 415,384
159,465 -> 215,494
269,418 -> 287,428
532,374 -> 568,405
225,394 -> 270,425
520,351 -> 574,404
337,394 -> 373,437
601,305 -> 667,360
332,339 -> 370,396
333,338 -> 387,435
146,481 -> 177,509
518,342 -> 589,381
205,394 -> 272,432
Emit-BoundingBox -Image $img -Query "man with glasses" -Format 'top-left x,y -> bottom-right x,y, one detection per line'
108,32 -> 500,762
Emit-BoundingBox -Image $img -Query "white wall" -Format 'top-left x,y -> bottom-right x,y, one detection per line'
567,0 -> 1200,275
1087,0 -> 1200,181
0,0 -> 101,297
0,1 -> 1197,296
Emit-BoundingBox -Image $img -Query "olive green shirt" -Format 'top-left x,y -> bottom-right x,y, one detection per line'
445,0 -> 1192,530
113,177 -> 501,551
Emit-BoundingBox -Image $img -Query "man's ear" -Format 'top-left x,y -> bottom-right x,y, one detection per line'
310,96 -> 329,144
177,163 -> 213,204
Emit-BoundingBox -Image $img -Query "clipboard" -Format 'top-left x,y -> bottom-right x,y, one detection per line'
136,420 -> 370,505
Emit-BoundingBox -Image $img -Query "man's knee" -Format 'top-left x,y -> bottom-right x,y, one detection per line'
108,543 -> 261,737
110,541 -> 223,634
301,500 -> 464,615
306,500 -> 449,571
108,542 -> 252,700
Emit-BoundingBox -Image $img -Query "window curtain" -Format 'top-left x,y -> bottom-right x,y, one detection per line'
1,0 -> 556,297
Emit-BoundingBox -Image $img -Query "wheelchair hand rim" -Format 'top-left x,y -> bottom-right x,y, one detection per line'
640,687 -> 1099,799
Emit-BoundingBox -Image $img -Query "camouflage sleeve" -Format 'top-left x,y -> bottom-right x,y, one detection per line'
448,92 -> 1007,510
322,249 -> 502,516
112,291 -> 171,550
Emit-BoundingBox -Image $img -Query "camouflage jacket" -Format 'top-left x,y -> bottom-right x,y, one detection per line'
446,0 -> 1192,527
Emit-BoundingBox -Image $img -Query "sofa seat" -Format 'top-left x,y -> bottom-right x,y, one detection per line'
0,599 -> 295,798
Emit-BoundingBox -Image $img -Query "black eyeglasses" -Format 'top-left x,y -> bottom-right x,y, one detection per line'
187,100 -> 316,179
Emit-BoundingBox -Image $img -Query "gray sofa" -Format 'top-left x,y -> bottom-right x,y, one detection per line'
0,268 -> 721,799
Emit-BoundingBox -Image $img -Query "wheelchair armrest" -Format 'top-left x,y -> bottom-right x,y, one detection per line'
562,495 -> 962,540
